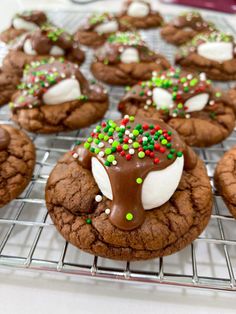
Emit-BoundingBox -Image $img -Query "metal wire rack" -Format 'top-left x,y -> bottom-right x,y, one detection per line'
0,11 -> 236,292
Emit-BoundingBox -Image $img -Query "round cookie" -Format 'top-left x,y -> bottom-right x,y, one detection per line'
0,125 -> 35,207
10,58 -> 109,133
118,68 -> 235,147
91,32 -> 170,86
74,12 -> 131,48
46,116 -> 212,261
161,11 -> 216,46
2,24 -> 85,78
175,31 -> 236,81
214,146 -> 236,219
0,11 -> 48,44
118,0 -> 163,29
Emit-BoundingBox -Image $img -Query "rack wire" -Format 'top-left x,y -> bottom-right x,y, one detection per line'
0,11 -> 235,292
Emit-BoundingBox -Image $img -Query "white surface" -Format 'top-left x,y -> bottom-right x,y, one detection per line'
0,1 -> 236,313
92,157 -> 113,200
43,78 -> 81,105
153,87 -> 175,109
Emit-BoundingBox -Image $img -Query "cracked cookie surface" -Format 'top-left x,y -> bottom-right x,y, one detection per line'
0,125 -> 35,207
46,149 -> 212,261
214,146 -> 236,219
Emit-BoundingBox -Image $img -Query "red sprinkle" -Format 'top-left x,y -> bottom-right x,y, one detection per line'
154,158 -> 160,164
154,125 -> 160,131
150,152 -> 154,158
138,147 -> 143,152
117,145 -> 122,152
154,144 -> 160,151
142,124 -> 149,130
145,150 -> 150,156
126,154 -> 132,161
120,151 -> 125,156
160,147 -> 166,153
123,138 -> 129,143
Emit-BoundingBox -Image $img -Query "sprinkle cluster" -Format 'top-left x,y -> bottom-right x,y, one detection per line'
125,68 -> 212,118
107,32 -> 143,46
88,12 -> 112,25
41,24 -> 72,42
83,115 -> 183,167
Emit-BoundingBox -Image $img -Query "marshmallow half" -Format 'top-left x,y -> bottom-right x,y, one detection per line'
120,47 -> 139,64
95,20 -> 119,34
127,1 -> 150,18
197,42 -> 233,62
13,17 -> 39,31
42,78 -> 81,105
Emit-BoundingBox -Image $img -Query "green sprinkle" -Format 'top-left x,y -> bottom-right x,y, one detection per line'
177,151 -> 183,157
112,141 -> 119,148
107,155 -> 115,162
161,139 -> 168,145
104,161 -> 111,167
133,142 -> 139,148
105,148 -> 112,155
132,129 -> 139,136
123,144 -> 129,150
138,151 -> 145,159
136,177 -> 143,184
167,153 -> 173,159
215,92 -> 222,98
86,218 -> 92,224
84,142 -> 90,149
126,212 -> 133,221
129,116 -> 135,122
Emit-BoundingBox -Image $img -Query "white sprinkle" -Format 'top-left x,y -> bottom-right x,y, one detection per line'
144,105 -> 148,110
125,130 -> 130,135
147,90 -> 152,96
105,208 -> 111,215
61,73 -> 66,78
128,139 -> 133,144
72,153 -> 78,159
112,160 -> 117,165
185,113 -> 191,119
199,72 -> 206,81
95,195 -> 102,202
99,151 -> 104,157
120,125 -> 125,129
129,133 -> 134,138
129,148 -> 135,155
172,113 -> 177,118
152,71 -> 157,77
124,114 -> 130,119
146,99 -> 152,105
187,74 -> 193,80
142,136 -> 148,141
108,139 -> 114,144
209,100 -> 215,106
98,142 -> 104,148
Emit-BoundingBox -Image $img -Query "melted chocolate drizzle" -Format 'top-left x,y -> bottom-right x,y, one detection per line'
172,12 -> 214,32
76,117 -> 196,231
14,11 -> 47,27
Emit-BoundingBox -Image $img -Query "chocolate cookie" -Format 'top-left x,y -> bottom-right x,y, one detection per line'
10,58 -> 109,133
214,146 -> 236,219
91,32 -> 170,86
175,31 -> 236,81
118,0 -> 163,29
74,12 -> 131,48
0,125 -> 35,207
0,69 -> 20,107
161,11 -> 216,46
46,116 -> 212,261
118,68 -> 235,147
0,11 -> 48,44
2,24 -> 85,78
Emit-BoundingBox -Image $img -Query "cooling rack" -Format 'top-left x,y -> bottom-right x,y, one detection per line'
0,11 -> 235,292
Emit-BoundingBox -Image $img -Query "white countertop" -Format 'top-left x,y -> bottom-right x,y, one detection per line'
0,1 -> 236,313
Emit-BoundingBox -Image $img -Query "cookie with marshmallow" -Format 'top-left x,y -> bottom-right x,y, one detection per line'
9,58 -> 108,133
74,12 -> 131,48
46,116 -> 212,260
161,11 -> 216,46
91,32 -> 170,85
0,11 -> 48,44
2,24 -> 85,79
118,68 -> 235,147
176,31 -> 236,81
118,0 -> 163,29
